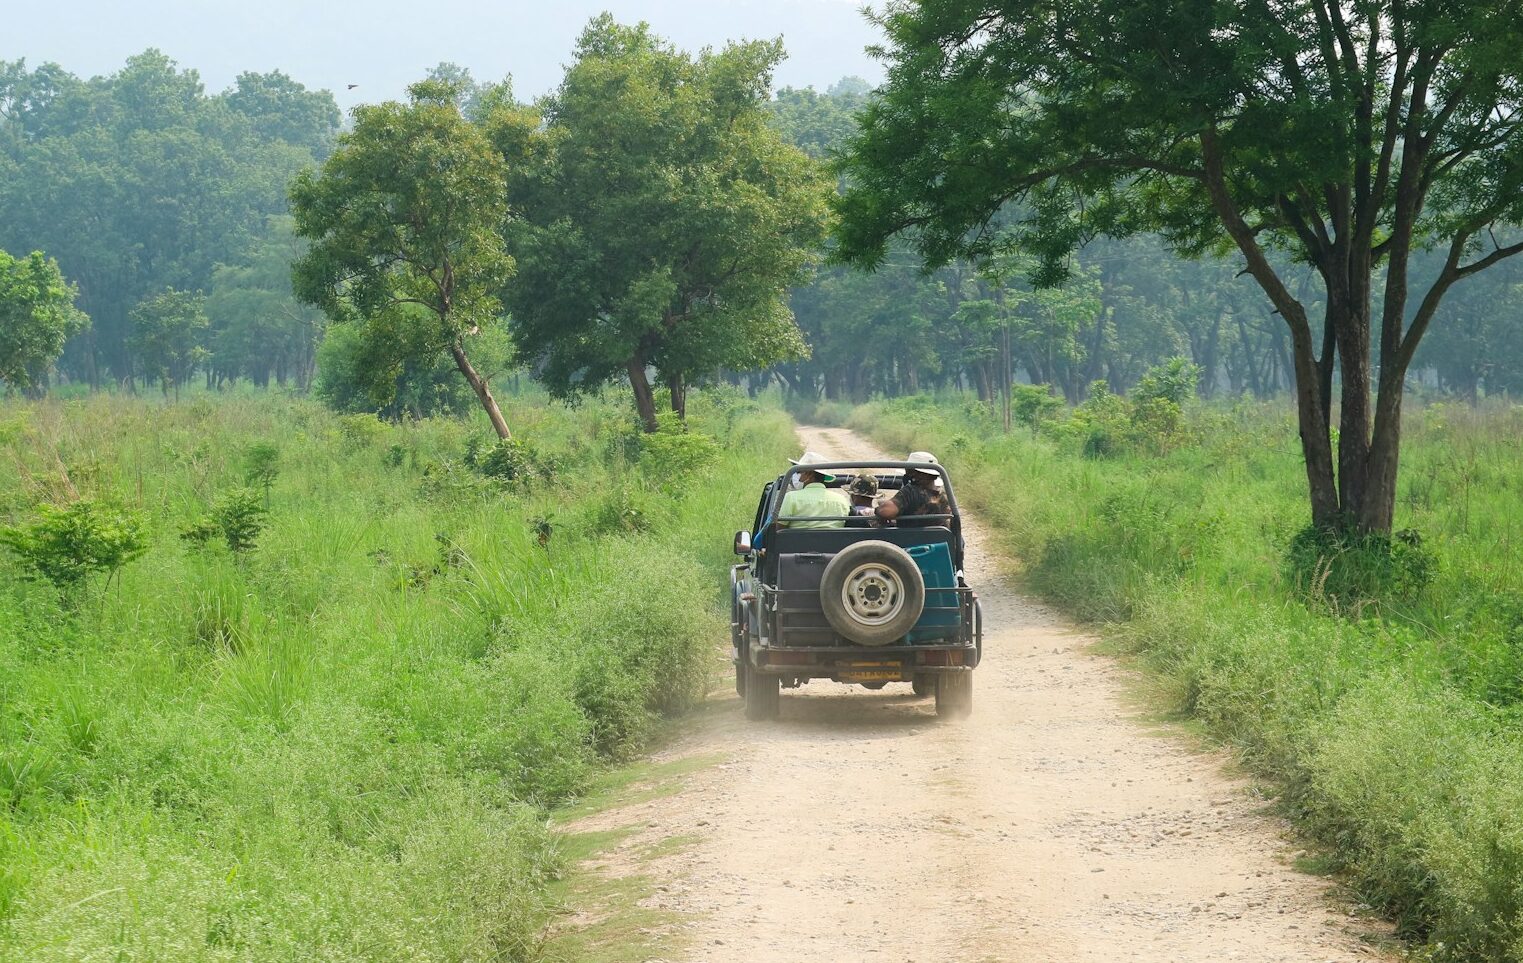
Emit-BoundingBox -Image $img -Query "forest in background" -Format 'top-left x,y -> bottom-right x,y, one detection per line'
3,55 -> 1521,411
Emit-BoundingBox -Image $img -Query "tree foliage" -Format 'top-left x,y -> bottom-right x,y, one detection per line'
763,80 -> 1294,408
0,249 -> 87,394
0,499 -> 147,591
205,216 -> 325,391
501,16 -> 830,430
129,288 -> 209,399
291,79 -> 516,438
834,0 -> 1523,532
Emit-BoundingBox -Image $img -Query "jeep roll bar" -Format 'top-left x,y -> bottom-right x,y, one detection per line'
757,461 -> 965,566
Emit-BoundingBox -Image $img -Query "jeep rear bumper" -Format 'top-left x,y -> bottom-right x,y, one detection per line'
745,642 -> 978,680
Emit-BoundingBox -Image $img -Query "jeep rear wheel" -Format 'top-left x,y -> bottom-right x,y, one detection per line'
744,670 -> 780,721
935,672 -> 972,719
912,673 -> 934,698
819,540 -> 926,646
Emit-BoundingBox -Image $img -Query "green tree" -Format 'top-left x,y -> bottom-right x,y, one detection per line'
0,249 -> 88,395
1414,252 -> 1523,401
223,70 -> 341,155
1,498 -> 147,593
836,0 -> 1523,533
769,84 -> 869,161
314,320 -> 514,421
500,17 -> 830,430
129,288 -> 208,399
291,78 -> 516,439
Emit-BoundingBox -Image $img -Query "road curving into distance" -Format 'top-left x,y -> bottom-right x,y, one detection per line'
561,425 -> 1389,962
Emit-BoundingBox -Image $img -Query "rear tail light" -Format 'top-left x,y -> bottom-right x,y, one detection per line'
918,650 -> 964,667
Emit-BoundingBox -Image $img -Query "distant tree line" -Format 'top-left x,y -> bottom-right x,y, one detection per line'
0,53 -> 335,394
2,36 -> 1518,428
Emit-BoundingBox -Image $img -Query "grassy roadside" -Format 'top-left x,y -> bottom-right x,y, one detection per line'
0,388 -> 792,961
539,749 -> 727,963
837,394 -> 1523,963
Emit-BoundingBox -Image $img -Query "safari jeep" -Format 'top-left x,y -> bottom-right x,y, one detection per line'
730,461 -> 982,721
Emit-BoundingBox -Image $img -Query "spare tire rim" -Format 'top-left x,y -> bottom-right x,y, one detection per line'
841,563 -> 906,626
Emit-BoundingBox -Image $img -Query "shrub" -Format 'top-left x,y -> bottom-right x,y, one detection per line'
0,498 -> 147,590
182,488 -> 268,554
1011,383 -> 1064,430
639,415 -> 720,490
582,485 -> 659,536
1285,522 -> 1437,610
1131,356 -> 1201,407
243,441 -> 280,492
336,413 -> 389,449
418,459 -> 499,502
1070,380 -> 1131,458
466,438 -> 547,487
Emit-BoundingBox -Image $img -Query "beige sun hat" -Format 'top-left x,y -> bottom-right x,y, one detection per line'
789,450 -> 836,482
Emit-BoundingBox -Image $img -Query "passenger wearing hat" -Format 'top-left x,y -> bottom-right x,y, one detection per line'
875,451 -> 948,528
777,451 -> 850,530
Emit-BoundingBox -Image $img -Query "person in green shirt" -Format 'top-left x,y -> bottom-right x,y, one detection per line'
778,451 -> 850,530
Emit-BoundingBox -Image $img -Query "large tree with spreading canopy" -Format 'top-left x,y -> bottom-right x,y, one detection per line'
835,0 -> 1523,533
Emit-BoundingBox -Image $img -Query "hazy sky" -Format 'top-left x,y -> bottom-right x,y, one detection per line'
6,0 -> 885,110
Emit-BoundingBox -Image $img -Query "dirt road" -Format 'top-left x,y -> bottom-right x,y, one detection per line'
564,426 -> 1385,962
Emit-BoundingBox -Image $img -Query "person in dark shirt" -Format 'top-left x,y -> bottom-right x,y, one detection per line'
875,451 -> 949,528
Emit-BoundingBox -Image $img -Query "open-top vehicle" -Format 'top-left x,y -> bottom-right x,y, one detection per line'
730,460 -> 982,720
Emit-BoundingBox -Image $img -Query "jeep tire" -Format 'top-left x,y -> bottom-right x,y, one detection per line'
744,670 -> 780,721
819,540 -> 926,646
935,672 -> 973,719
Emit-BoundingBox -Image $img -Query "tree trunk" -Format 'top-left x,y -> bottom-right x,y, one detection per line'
1198,313 -> 1222,398
450,343 -> 512,440
628,356 -> 659,433
1360,380 -> 1403,533
973,362 -> 991,402
667,371 -> 687,422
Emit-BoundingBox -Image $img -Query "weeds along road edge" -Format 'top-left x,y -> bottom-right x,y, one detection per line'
0,390 -> 796,961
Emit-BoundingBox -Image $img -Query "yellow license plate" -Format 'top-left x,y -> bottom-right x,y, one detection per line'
838,669 -> 904,682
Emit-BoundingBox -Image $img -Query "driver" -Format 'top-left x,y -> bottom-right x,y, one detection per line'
874,451 -> 948,528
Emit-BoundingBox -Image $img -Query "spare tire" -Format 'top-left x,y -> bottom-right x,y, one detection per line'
820,540 -> 925,646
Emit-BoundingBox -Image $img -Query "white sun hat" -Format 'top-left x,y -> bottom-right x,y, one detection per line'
906,450 -> 940,478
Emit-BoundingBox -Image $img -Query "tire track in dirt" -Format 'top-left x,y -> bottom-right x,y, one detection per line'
558,425 -> 1389,962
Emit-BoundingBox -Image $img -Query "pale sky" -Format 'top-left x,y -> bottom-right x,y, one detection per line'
5,0 -> 885,110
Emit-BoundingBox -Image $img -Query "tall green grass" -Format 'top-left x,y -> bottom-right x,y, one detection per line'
0,388 -> 793,961
851,394 -> 1523,962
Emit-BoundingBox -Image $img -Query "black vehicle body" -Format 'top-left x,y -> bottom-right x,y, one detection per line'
730,461 -> 982,719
